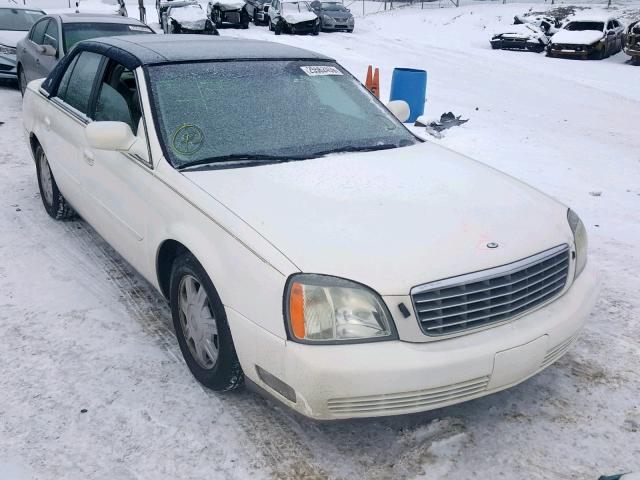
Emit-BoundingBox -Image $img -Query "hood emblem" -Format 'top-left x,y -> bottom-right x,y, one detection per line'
486,242 -> 499,249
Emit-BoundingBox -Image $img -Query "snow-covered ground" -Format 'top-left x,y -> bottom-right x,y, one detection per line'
1,1 -> 639,479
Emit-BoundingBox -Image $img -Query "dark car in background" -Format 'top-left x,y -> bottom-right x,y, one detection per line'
310,1 -> 354,32
16,13 -> 154,95
0,5 -> 44,82
245,0 -> 270,25
624,20 -> 640,63
207,0 -> 250,29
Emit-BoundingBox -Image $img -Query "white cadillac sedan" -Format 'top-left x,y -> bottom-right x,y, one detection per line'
23,35 -> 597,420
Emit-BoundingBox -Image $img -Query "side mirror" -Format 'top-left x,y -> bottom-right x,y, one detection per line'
387,100 -> 410,123
38,44 -> 57,57
85,121 -> 136,151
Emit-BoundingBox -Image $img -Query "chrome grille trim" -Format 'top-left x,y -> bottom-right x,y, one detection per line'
327,376 -> 490,415
411,245 -> 570,337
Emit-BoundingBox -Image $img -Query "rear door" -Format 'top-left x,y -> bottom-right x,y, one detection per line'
44,50 -> 104,214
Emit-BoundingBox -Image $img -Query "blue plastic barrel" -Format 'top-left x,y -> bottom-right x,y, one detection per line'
389,68 -> 427,123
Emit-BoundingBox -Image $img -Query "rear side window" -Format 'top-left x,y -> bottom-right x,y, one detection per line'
56,51 -> 103,115
29,18 -> 49,44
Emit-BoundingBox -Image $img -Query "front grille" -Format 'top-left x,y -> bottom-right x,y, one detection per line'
411,245 -> 570,337
225,11 -> 241,23
327,376 -> 490,416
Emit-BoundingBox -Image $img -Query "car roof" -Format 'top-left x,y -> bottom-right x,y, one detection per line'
47,13 -> 148,25
79,35 -> 333,65
0,4 -> 44,12
567,15 -> 616,23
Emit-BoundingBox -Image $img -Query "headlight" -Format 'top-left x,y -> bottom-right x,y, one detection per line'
347,17 -> 354,24
322,14 -> 334,23
567,209 -> 588,279
284,274 -> 396,343
0,44 -> 16,56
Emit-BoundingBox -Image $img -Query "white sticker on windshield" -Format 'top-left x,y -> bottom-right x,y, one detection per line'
300,66 -> 343,76
128,25 -> 149,32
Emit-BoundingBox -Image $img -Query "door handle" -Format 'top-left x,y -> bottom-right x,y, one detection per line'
83,149 -> 95,165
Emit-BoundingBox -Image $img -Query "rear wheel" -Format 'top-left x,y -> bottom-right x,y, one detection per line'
170,253 -> 244,391
35,145 -> 75,220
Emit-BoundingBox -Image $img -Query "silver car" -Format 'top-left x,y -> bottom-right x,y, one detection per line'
0,5 -> 44,82
16,13 -> 153,95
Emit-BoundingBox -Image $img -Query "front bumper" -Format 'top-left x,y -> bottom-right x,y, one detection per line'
491,38 -> 545,52
286,20 -> 318,33
0,54 -> 17,79
548,43 -> 599,57
322,20 -> 353,31
229,263 -> 598,420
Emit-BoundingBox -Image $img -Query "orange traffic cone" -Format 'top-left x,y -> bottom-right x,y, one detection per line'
365,65 -> 373,92
371,68 -> 380,98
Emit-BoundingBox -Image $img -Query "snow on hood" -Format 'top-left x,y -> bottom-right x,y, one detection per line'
494,24 -> 543,39
0,30 -> 29,48
212,1 -> 245,10
284,11 -> 317,24
551,29 -> 603,45
171,4 -> 207,25
183,143 -> 571,295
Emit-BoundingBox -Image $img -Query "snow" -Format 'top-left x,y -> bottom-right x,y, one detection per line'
1,0 -> 640,479
552,28 -> 605,44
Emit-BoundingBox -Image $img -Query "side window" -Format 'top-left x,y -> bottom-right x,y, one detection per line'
43,20 -> 59,51
56,54 -> 79,100
29,19 -> 49,45
56,51 -> 103,115
607,21 -> 614,30
95,61 -> 142,135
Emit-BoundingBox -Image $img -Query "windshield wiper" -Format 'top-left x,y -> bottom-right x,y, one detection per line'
310,143 -> 400,157
177,154 -> 306,171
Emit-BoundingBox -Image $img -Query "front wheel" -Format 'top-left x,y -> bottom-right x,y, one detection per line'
170,253 -> 244,391
274,20 -> 283,35
35,145 -> 76,220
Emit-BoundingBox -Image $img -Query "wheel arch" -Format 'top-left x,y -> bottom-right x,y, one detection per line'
29,132 -> 42,161
156,238 -> 191,299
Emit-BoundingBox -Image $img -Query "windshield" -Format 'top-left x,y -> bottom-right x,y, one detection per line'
565,21 -> 604,31
282,2 -> 311,13
147,60 -> 418,169
321,2 -> 347,11
0,8 -> 43,31
63,22 -> 153,51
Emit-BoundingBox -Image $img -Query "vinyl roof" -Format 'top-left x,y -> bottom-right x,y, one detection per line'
80,34 -> 333,65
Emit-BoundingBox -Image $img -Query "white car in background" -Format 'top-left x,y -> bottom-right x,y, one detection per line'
0,5 -> 44,82
160,0 -> 218,34
22,35 -> 597,420
268,0 -> 319,35
547,16 -> 625,59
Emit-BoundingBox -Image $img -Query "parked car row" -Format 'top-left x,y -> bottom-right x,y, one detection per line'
158,0 -> 353,36
491,13 -> 639,63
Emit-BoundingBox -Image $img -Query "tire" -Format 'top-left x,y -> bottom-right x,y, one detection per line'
35,145 -> 75,220
312,25 -> 319,35
274,21 -> 282,35
253,13 -> 260,25
18,66 -> 27,97
269,19 -> 274,31
169,253 -> 244,392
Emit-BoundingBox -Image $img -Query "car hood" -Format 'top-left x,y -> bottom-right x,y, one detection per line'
0,30 -> 28,48
323,10 -> 352,20
494,24 -> 544,39
214,1 -> 245,10
284,11 -> 317,23
551,29 -> 603,45
183,143 -> 572,295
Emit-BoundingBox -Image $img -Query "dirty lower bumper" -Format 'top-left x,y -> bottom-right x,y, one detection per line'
0,54 -> 17,79
229,263 -> 598,420
491,39 -> 545,52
